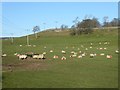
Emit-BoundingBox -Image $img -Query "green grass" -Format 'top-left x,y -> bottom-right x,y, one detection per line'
2,29 -> 118,88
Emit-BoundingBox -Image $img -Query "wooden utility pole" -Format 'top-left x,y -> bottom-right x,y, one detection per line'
26,29 -> 30,45
11,33 -> 13,44
55,21 -> 58,30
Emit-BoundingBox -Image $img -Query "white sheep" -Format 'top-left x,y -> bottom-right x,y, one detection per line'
19,45 -> 22,47
74,52 -> 77,55
2,53 -> 7,57
33,45 -> 36,47
50,50 -> 53,53
14,52 -> 18,56
44,46 -> 46,48
100,53 -> 105,56
115,50 -> 119,54
99,42 -> 102,45
18,54 -> 27,60
79,51 -> 82,54
90,43 -> 93,45
90,53 -> 95,58
106,55 -> 112,59
32,54 -> 44,59
90,46 -> 92,49
61,56 -> 66,60
71,51 -> 75,54
85,48 -> 88,50
81,53 -> 86,57
70,54 -> 77,57
78,55 -> 82,58
94,53 -> 97,56
104,48 -> 107,50
43,52 -> 47,55
61,50 -> 66,54
99,48 -> 103,50
53,55 -> 59,59
104,42 -> 108,45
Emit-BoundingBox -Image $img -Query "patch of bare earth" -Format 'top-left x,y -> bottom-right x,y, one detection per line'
3,58 -> 48,72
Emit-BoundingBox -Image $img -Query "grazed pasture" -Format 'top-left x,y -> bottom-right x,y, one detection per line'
2,29 -> 118,88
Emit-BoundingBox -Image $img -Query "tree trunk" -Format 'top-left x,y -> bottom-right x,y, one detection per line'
35,33 -> 37,39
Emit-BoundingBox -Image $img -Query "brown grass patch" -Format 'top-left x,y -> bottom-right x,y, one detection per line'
3,59 -> 48,72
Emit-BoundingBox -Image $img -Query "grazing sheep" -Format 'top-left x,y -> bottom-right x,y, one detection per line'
78,55 -> 82,58
50,50 -> 53,53
99,42 -> 102,45
94,53 -> 97,56
104,42 -> 108,45
70,54 -> 77,58
85,48 -> 88,50
2,53 -> 7,57
61,56 -> 66,60
104,48 -> 107,50
89,46 -> 92,49
106,55 -> 112,59
43,52 -> 47,55
61,50 -> 66,54
53,55 -> 59,59
18,54 -> 27,60
99,48 -> 103,50
71,51 -> 75,54
100,53 -> 105,56
79,51 -> 82,54
44,46 -> 46,48
32,54 -> 44,59
19,45 -> 22,47
115,50 -> 119,54
33,45 -> 36,47
74,52 -> 77,55
81,52 -> 86,57
14,52 -> 18,56
90,53 -> 95,58
90,43 -> 93,46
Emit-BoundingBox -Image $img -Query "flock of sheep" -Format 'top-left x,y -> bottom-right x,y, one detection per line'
2,41 -> 119,61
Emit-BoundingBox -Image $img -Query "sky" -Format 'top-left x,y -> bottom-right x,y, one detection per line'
1,2 -> 118,37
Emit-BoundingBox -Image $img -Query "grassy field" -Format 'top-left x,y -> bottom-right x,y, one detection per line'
2,29 -> 118,88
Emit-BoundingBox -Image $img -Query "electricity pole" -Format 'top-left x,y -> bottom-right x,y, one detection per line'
55,21 -> 58,30
11,33 -> 13,44
26,29 -> 30,46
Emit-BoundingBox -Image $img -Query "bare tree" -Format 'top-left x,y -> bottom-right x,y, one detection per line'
60,24 -> 68,30
32,26 -> 40,38
73,17 -> 79,28
103,16 -> 109,27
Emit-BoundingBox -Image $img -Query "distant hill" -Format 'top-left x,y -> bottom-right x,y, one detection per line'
0,37 -> 10,40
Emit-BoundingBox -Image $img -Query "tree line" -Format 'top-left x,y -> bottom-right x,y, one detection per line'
70,16 -> 119,36
32,16 -> 119,38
